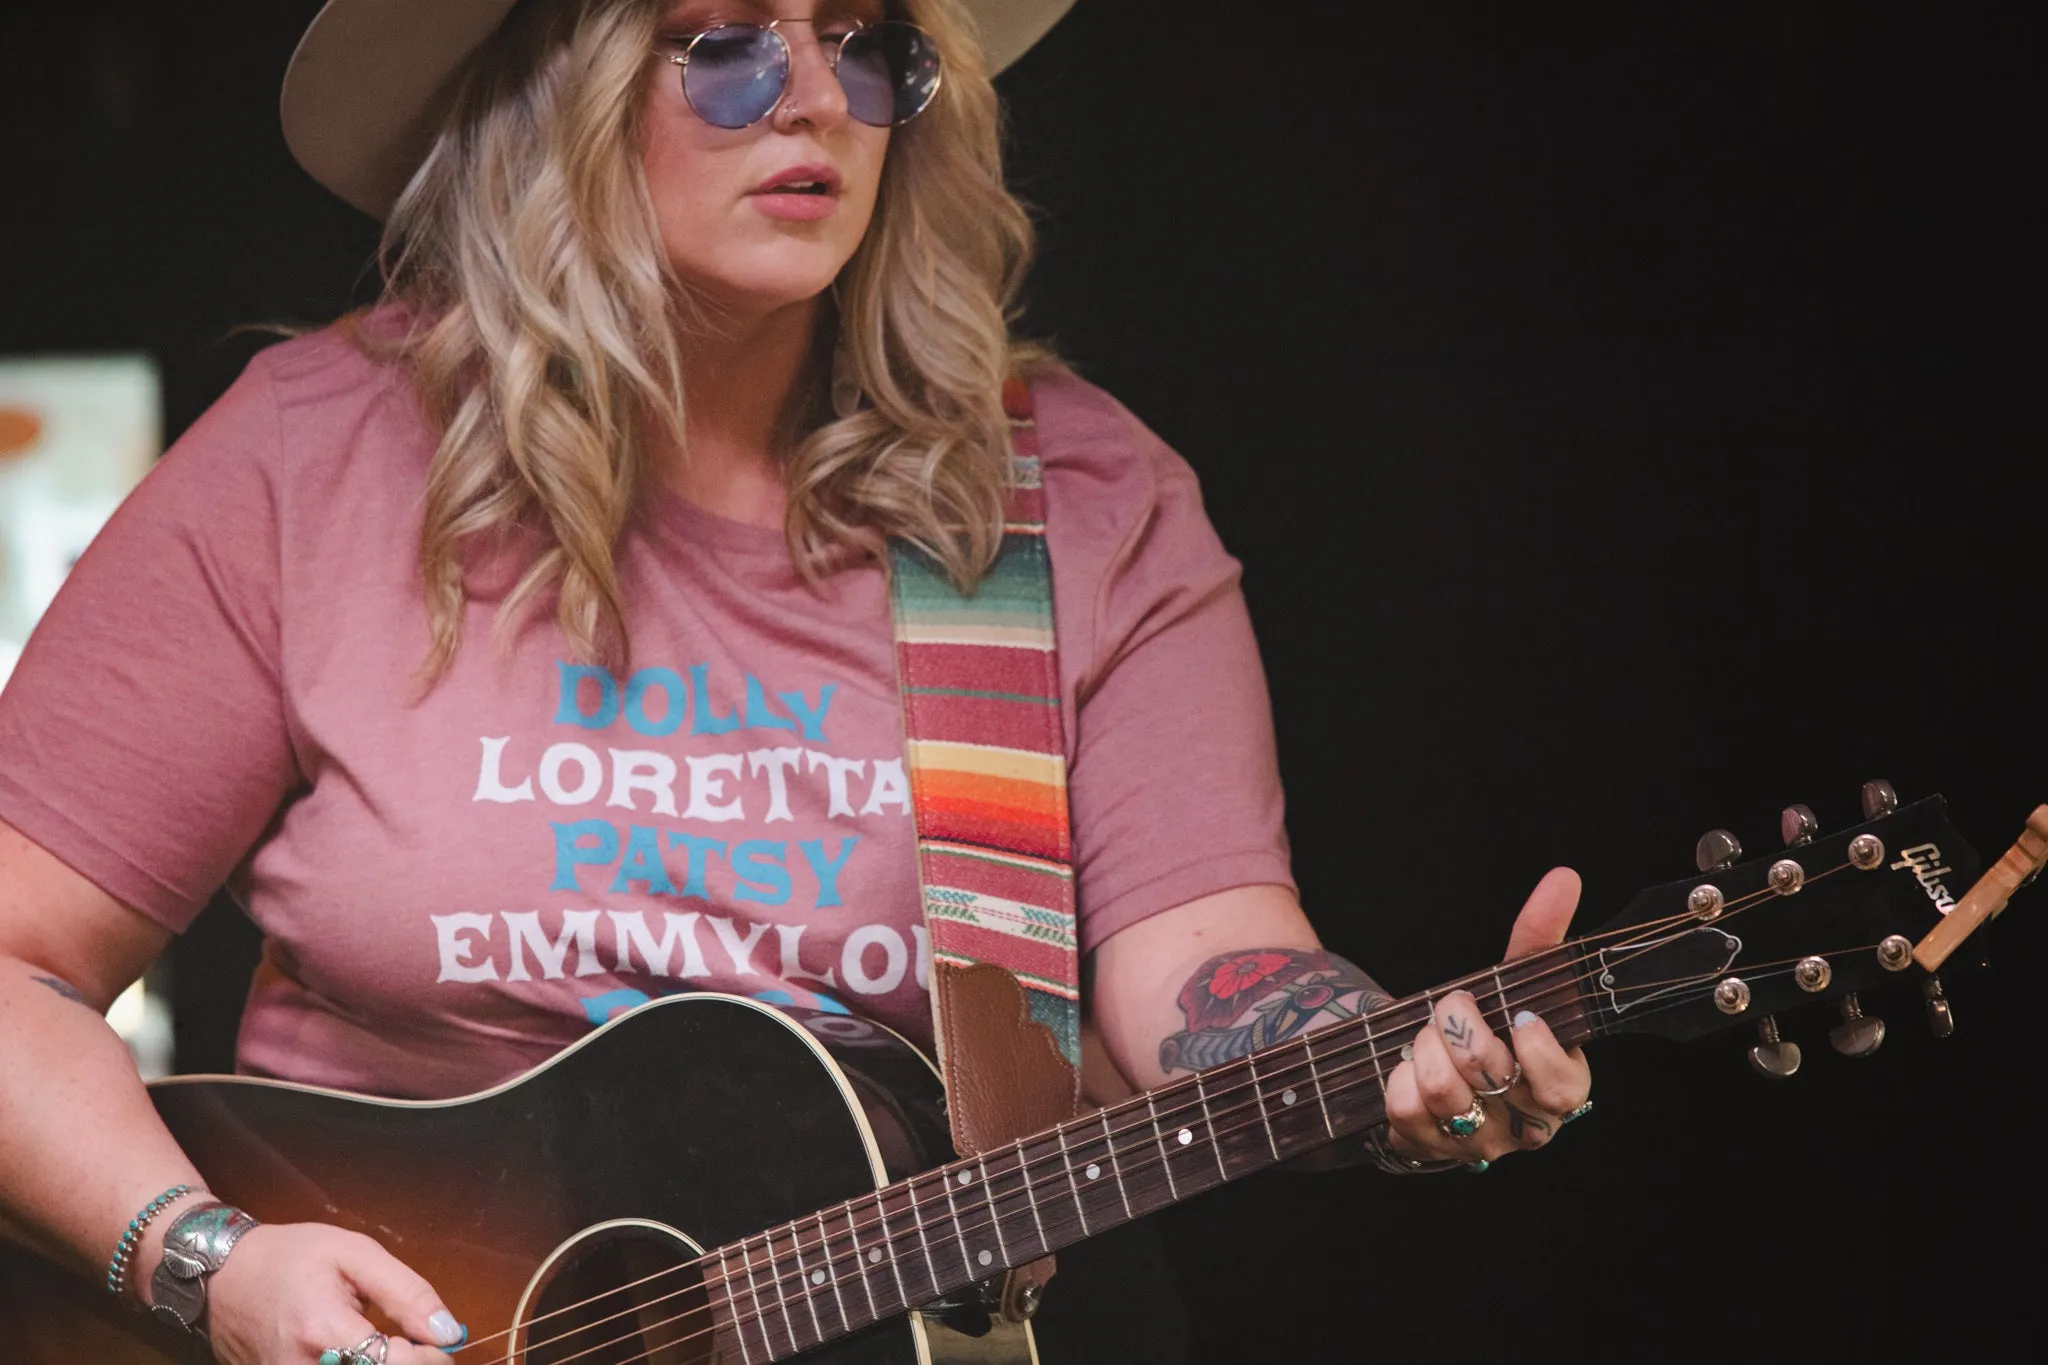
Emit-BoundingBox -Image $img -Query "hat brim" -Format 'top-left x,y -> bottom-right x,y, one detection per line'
281,0 -> 1076,219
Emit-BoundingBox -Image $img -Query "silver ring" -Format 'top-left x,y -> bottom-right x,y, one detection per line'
318,1334 -> 388,1365
1472,1062 -> 1522,1098
1435,1097 -> 1487,1140
1562,1098 -> 1594,1124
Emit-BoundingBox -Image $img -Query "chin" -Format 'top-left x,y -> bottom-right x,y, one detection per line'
675,241 -> 862,319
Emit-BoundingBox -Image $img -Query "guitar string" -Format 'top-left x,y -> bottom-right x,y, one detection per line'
450,889 -> 1738,1360
532,942 -> 1876,1365
485,919 -> 1849,1365
461,870 -> 1829,1360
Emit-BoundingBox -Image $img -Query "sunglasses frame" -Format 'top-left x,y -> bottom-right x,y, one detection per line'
664,19 -> 943,130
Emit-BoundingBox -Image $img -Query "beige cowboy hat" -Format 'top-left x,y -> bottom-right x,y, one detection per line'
281,0 -> 1077,218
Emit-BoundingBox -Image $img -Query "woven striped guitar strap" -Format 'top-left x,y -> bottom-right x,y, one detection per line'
888,377 -> 1081,1318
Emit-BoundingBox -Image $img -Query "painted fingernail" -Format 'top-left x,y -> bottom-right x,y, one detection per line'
429,1312 -> 465,1347
1513,1010 -> 1542,1030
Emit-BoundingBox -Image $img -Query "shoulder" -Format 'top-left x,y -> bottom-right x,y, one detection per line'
160,308 -> 431,502
1026,365 -> 1203,558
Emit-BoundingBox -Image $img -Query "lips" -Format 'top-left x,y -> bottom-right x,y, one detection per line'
751,163 -> 843,197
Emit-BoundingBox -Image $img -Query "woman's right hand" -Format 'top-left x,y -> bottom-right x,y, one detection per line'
197,1222 -> 465,1365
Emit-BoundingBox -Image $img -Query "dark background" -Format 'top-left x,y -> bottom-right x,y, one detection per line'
3,0 -> 2042,1359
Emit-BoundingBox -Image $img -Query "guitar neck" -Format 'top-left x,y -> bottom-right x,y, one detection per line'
708,940 -> 1596,1360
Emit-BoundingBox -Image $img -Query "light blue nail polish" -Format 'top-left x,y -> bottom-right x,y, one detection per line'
429,1311 -> 465,1348
1513,1010 -> 1541,1030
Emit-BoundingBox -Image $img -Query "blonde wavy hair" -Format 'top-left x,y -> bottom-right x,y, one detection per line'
375,0 -> 1038,679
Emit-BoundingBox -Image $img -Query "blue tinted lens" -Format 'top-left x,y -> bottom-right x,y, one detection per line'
683,25 -> 790,128
836,22 -> 942,127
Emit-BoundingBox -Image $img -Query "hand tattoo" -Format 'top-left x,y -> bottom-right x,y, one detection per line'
1506,1102 -> 1552,1144
1159,948 -> 1393,1075
1441,1014 -> 1474,1053
32,974 -> 89,1007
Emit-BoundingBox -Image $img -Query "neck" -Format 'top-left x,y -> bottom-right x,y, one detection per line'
661,295 -> 824,529
704,940 -> 1598,1361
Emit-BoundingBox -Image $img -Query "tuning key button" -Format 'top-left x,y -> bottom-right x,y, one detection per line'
1749,1015 -> 1802,1078
1793,956 -> 1833,993
1695,829 -> 1743,873
1829,993 -> 1886,1057
1922,976 -> 1956,1039
1687,883 -> 1725,921
1780,804 -> 1819,847
1860,779 -> 1900,821
1768,858 -> 1806,895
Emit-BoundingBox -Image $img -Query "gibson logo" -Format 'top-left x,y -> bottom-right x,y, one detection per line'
1890,843 -> 1958,915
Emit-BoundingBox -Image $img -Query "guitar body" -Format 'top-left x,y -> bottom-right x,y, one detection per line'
3,994 -> 1035,1364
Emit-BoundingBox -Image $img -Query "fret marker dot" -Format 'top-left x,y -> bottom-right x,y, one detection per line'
978,1249 -> 992,1267
1177,1128 -> 1192,1146
957,1171 -> 972,1185
868,1249 -> 882,1263
1281,1088 -> 1298,1105
1085,1163 -> 1101,1180
811,1269 -> 826,1285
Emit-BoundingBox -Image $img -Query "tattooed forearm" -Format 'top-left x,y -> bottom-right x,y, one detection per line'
31,974 -> 90,1007
1159,948 -> 1394,1075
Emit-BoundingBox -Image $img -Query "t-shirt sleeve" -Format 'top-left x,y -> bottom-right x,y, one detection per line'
1035,371 -> 1296,952
0,353 -> 300,931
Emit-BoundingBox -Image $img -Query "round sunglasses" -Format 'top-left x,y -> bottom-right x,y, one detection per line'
664,21 -> 942,130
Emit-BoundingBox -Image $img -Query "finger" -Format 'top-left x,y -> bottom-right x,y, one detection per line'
1504,866 -> 1582,961
1409,1016 -> 1474,1124
335,1232 -> 467,1354
1433,990 -> 1520,1100
1383,1058 -> 1461,1162
1510,1008 -> 1593,1115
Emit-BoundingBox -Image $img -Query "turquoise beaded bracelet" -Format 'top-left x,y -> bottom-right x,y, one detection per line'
105,1183 -> 197,1298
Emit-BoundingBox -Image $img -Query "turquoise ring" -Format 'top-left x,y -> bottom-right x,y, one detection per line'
1563,1099 -> 1594,1124
1436,1098 -> 1487,1140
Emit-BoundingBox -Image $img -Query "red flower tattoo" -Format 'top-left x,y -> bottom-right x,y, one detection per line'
1177,949 -> 1330,1031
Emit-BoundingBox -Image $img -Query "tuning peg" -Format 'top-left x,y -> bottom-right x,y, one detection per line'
1860,779 -> 1899,821
1780,803 -> 1818,847
1748,1015 -> 1802,1078
1922,975 -> 1956,1039
1695,828 -> 1742,872
1828,993 -> 1886,1057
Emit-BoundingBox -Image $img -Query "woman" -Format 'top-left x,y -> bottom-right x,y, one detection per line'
0,1 -> 1591,1361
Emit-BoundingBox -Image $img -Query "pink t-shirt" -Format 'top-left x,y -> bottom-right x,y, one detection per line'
0,323 -> 1292,1099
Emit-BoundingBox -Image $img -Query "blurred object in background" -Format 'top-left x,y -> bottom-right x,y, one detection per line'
0,353 -> 160,690
0,353 -> 168,1075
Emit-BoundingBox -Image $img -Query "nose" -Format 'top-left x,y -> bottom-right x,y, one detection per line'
772,25 -> 851,130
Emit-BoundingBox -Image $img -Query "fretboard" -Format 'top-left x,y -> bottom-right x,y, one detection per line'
707,941 -> 1594,1361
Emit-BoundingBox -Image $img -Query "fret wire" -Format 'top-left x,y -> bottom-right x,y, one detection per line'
814,1210 -> 849,1334
743,1235 -> 785,1360
1300,1034 -> 1336,1138
1246,1050 -> 1281,1159
1143,1094 -> 1179,1200
1054,1126 -> 1091,1235
1014,1137 -> 1050,1255
1099,1110 -> 1135,1219
1192,1072 -> 1228,1180
840,1196 -> 881,1323
777,1225 -> 820,1349
977,1156 -> 1009,1267
938,1171 -> 976,1282
902,1176 -> 943,1301
719,1245 -> 756,1365
877,1186 -> 913,1311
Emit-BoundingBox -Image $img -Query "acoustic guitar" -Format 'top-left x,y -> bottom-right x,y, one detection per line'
5,787 -> 2038,1363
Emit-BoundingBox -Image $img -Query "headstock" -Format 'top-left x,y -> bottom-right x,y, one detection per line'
1582,782 -> 2008,1070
